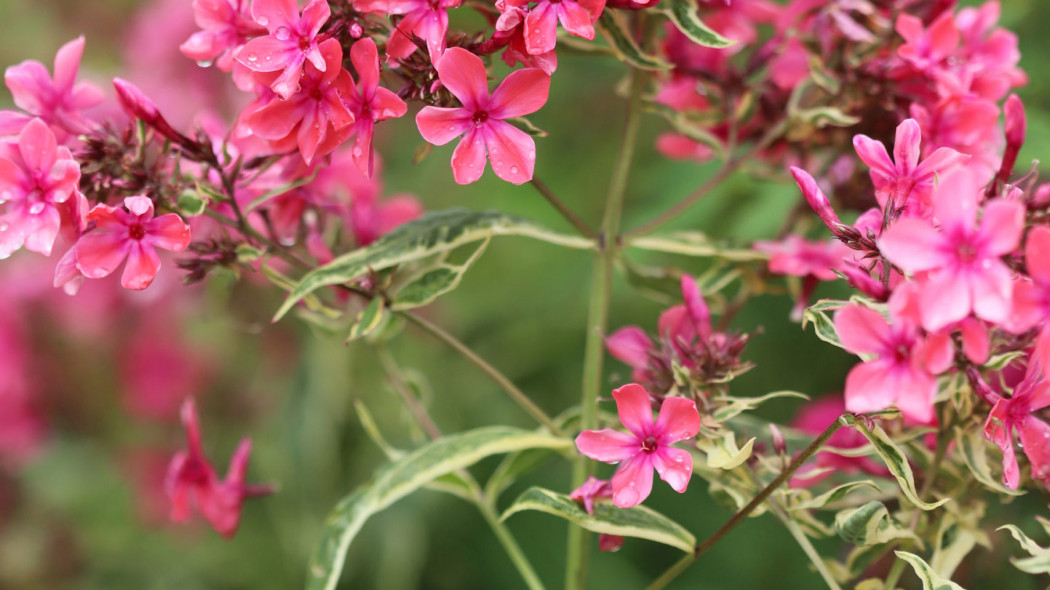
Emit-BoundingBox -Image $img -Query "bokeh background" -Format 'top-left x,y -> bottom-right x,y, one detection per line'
0,0 -> 1048,588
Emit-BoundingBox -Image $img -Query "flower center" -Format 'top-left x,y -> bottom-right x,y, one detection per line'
472,110 -> 489,126
129,223 -> 147,241
956,242 -> 978,263
640,436 -> 658,454
299,36 -> 311,51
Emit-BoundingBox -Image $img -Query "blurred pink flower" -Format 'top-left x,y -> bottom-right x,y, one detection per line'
789,397 -> 887,487
354,0 -> 460,62
235,0 -> 331,99
575,383 -> 700,508
984,358 -> 1050,490
343,38 -> 408,177
569,476 -> 623,551
181,0 -> 266,72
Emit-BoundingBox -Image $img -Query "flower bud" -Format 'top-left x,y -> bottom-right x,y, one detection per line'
113,78 -> 202,156
996,94 -> 1026,185
790,167 -> 844,236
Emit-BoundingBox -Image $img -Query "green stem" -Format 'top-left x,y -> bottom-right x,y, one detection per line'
476,495 -> 547,590
565,65 -> 647,590
644,414 -> 847,590
530,178 -> 598,239
622,119 -> 787,239
770,501 -> 843,590
401,311 -> 564,437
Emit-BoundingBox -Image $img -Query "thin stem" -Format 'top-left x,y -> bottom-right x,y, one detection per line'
529,178 -> 598,239
565,65 -> 648,590
623,119 -> 787,239
401,311 -> 564,437
770,501 -> 843,590
203,208 -> 314,269
644,414 -> 847,590
379,348 -> 545,590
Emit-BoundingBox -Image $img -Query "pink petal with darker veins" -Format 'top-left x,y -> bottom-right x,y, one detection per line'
416,107 -> 472,145
612,383 -> 654,437
146,214 -> 192,251
653,397 -> 701,443
610,453 -> 654,508
575,428 -> 640,462
74,231 -> 128,278
435,48 -> 490,110
122,242 -> 161,290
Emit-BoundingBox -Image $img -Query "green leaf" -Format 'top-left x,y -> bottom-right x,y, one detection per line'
700,432 -> 756,469
353,401 -> 403,460
508,116 -> 548,138
894,551 -> 967,590
177,188 -> 209,217
848,418 -> 950,511
390,238 -> 490,311
260,262 -> 342,319
658,0 -> 736,48
626,232 -> 769,262
712,390 -> 809,422
998,519 -> 1050,575
929,508 -> 988,579
793,106 -> 861,128
834,501 -> 918,546
274,209 -> 593,321
802,308 -> 843,349
346,298 -> 386,343
790,480 -> 881,512
500,487 -> 695,553
235,244 -> 264,263
595,12 -> 673,71
244,167 -> 319,213
642,101 -> 726,159
807,298 -> 850,312
484,449 -> 557,500
306,426 -> 572,590
952,424 -> 1025,496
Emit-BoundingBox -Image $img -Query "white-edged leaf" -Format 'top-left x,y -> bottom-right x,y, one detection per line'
998,520 -> 1050,575
658,0 -> 736,48
834,501 -> 918,546
626,232 -> 768,261
701,432 -> 756,469
953,425 -> 1025,496
595,11 -> 673,71
802,308 -> 843,349
390,238 -> 490,311
790,480 -> 881,512
712,390 -> 810,422
894,551 -> 967,590
849,417 -> 950,511
346,298 -> 386,343
500,487 -> 695,553
306,427 -> 571,590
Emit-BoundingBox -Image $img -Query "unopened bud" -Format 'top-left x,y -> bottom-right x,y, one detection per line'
996,94 -> 1026,185
769,423 -> 786,456
113,78 -> 202,156
790,167 -> 844,236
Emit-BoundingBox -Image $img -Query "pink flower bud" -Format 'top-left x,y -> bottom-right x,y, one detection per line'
790,167 -> 843,236
996,94 -> 1026,185
112,78 -> 200,155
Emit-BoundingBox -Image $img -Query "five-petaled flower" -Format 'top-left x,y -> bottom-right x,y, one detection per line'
343,38 -> 408,177
416,47 -> 550,185
235,0 -> 331,99
983,356 -> 1050,490
575,383 -> 700,508
74,195 -> 191,290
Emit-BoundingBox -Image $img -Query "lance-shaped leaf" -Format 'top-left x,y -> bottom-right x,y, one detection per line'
803,308 -> 843,349
390,238 -> 490,311
789,480 -> 881,512
596,12 -> 673,71
626,232 -> 769,262
642,101 -> 726,159
501,487 -> 695,553
658,0 -> 736,48
306,427 -> 572,590
894,551 -> 968,590
274,209 -> 594,321
953,425 -> 1025,496
998,518 -> 1050,575
346,298 -> 386,343
712,390 -> 809,422
834,501 -> 919,546
929,508 -> 989,579
700,432 -> 756,469
848,417 -> 950,510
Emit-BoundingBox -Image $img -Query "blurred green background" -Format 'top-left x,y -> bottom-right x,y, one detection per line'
1,0 -> 1049,589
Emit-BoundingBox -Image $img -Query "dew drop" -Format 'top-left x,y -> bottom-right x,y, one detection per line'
196,60 -> 214,68
509,165 -> 519,175
257,16 -> 269,26
0,222 -> 8,232
28,203 -> 44,214
674,456 -> 683,462
275,26 -> 292,41
246,52 -> 259,63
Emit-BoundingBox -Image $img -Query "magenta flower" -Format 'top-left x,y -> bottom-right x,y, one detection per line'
878,167 -> 1025,331
165,398 -> 274,538
984,360 -> 1050,489
235,0 -> 331,99
74,196 -> 191,290
416,48 -> 550,185
1,36 -> 104,138
181,0 -> 267,72
243,39 -> 355,165
833,304 -> 942,423
852,118 -> 968,212
343,38 -> 408,177
503,0 -> 604,56
575,383 -> 700,508
0,118 -> 81,258
896,12 -> 959,72
354,0 -> 460,62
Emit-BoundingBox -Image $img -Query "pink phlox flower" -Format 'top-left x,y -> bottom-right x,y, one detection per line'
852,118 -> 968,213
878,167 -> 1025,331
243,39 -> 355,165
353,0 -> 461,63
74,196 -> 191,290
121,323 -> 211,421
492,3 -> 558,74
343,38 -> 408,177
1011,225 -> 1050,367
953,1 -> 1026,100
500,0 -> 604,56
575,383 -> 700,508
181,0 -> 267,72
656,133 -> 717,163
235,0 -> 331,99
769,37 -> 811,90
833,302 -> 943,423
569,476 -> 624,551
165,398 -> 274,538
907,100 -> 1000,178
789,396 -> 888,487
416,48 -> 550,185
0,118 -> 81,258
895,12 -> 958,72
754,235 -> 851,320
1,36 -> 104,140
984,358 -> 1050,489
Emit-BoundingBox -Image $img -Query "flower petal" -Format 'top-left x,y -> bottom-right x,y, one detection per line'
146,214 -> 191,251
652,446 -> 693,493
610,454 -> 654,508
450,128 -> 487,185
121,241 -> 161,290
415,107 -> 471,146
606,326 -> 653,370
575,428 -> 640,462
482,120 -> 534,184
435,47 -> 489,110
489,69 -> 550,119
612,383 -> 654,437
977,199 -> 1025,257
653,397 -> 700,443
834,305 -> 890,356
877,217 -> 946,273
75,230 -> 128,278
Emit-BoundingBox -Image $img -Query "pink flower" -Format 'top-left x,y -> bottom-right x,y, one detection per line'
504,0 -> 604,56
0,118 -> 81,257
75,196 -> 191,290
852,118 -> 968,212
165,398 -> 274,538
416,48 -> 550,185
235,0 -> 331,99
878,168 -> 1025,331
242,39 -> 355,165
353,0 -> 460,62
181,0 -> 266,72
754,235 -> 852,320
569,477 -> 624,551
790,167 -> 845,235
1,36 -> 104,138
833,304 -> 942,423
575,383 -> 700,508
984,359 -> 1050,489
343,38 -> 408,177
896,12 -> 958,72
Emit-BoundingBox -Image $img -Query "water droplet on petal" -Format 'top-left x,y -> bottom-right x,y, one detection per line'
257,16 -> 269,26
0,222 -> 8,232
246,52 -> 259,63
29,203 -> 44,214
196,60 -> 214,68
275,26 -> 292,41
510,165 -> 519,175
